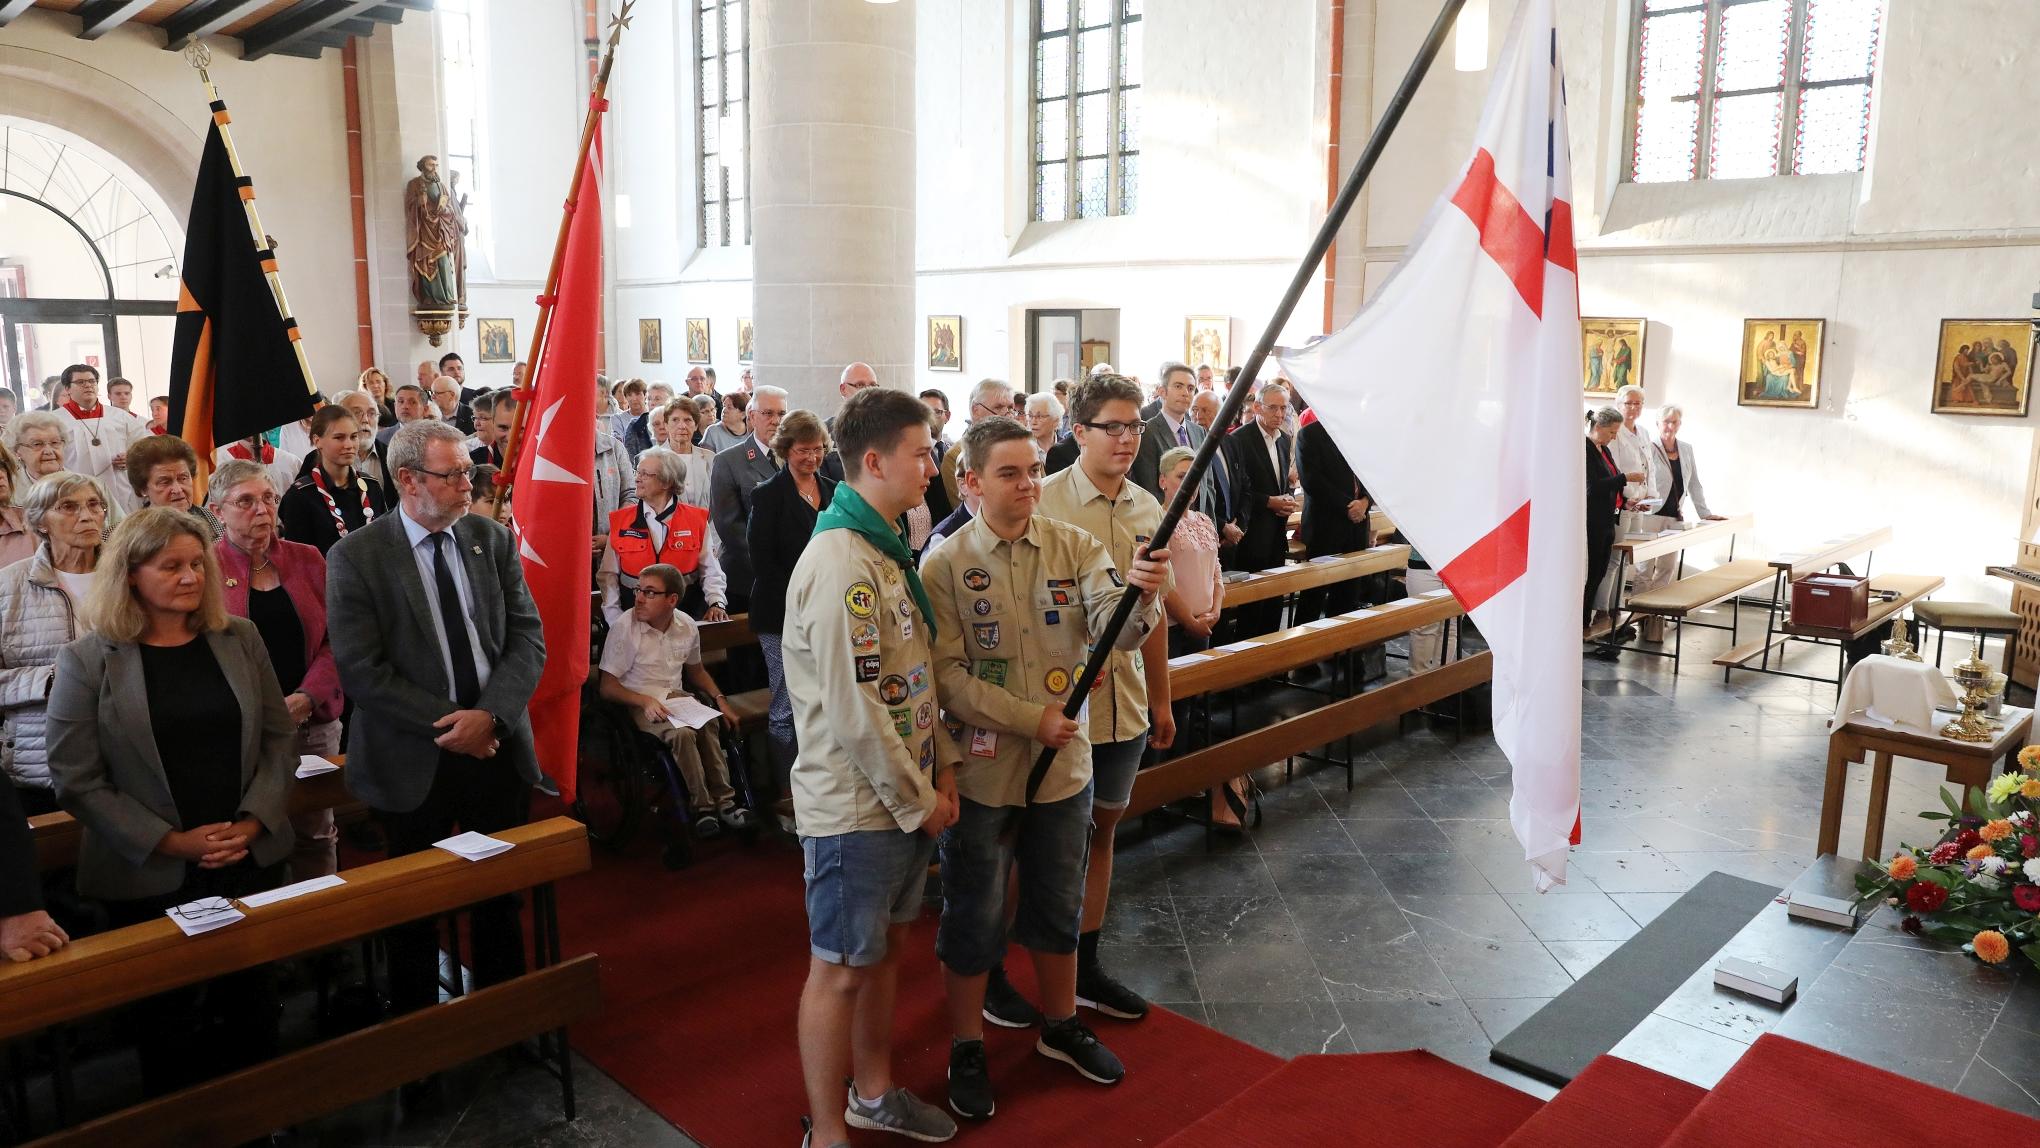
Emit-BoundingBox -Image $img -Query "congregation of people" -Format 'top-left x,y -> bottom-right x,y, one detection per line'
0,350 -> 1443,1145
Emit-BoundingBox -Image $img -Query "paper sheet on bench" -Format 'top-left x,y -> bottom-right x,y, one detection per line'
435,831 -> 515,862
240,874 -> 345,908
1258,566 -> 1291,575
1216,640 -> 1262,653
166,898 -> 244,936
296,756 -> 340,779
1309,555 -> 1346,564
1167,652 -> 1215,667
662,694 -> 723,730
1337,608 -> 1379,620
1300,617 -> 1346,630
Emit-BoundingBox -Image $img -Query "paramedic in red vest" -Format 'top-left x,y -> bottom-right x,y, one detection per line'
597,445 -> 730,625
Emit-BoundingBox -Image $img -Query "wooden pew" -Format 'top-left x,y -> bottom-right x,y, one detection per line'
3,817 -> 594,1143
1222,545 -> 1409,608
1601,513 -> 1763,672
1714,526 -> 1939,690
1169,592 -> 1463,701
30,759 -> 353,874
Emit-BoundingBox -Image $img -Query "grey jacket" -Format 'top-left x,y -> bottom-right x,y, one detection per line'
0,544 -> 85,793
708,436 -> 779,593
327,509 -> 546,813
45,618 -> 297,900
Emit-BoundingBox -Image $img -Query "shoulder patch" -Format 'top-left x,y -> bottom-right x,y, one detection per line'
845,581 -> 877,618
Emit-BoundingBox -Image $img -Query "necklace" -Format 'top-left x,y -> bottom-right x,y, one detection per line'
797,481 -> 819,509
311,465 -> 375,537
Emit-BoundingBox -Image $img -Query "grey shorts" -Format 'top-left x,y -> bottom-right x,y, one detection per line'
801,828 -> 937,967
1090,734 -> 1149,812
936,784 -> 1095,976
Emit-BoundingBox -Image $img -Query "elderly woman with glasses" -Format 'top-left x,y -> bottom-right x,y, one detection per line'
0,442 -> 32,569
210,459 -> 345,879
124,433 -> 223,543
659,398 -> 716,506
46,507 -> 294,1093
599,445 -> 729,625
0,472 -> 112,813
7,411 -> 70,487
1025,391 -> 1065,462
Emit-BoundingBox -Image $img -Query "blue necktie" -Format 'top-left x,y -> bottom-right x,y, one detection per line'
1176,422 -> 1189,446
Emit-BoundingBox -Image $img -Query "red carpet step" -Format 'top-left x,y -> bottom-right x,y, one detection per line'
1155,1051 -> 1545,1148
1498,1056 -> 1706,1148
1661,1033 -> 2040,1147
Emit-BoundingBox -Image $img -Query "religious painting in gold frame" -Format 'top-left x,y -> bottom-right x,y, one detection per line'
927,315 -> 962,371
1081,340 -> 1112,373
737,317 -> 754,363
477,318 -> 516,364
1580,317 -> 1642,396
638,318 -> 662,364
1185,316 -> 1229,371
685,318 -> 711,363
1736,318 -> 1824,409
1932,319 -> 2032,417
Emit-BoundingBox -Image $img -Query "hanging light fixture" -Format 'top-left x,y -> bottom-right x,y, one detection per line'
1455,0 -> 1490,72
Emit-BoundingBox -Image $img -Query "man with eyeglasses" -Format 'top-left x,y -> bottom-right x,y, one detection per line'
328,419 -> 546,1024
819,362 -> 883,482
430,375 -> 474,434
1032,373 -> 1174,1025
710,383 -> 790,624
54,363 -> 149,514
936,378 -> 1015,511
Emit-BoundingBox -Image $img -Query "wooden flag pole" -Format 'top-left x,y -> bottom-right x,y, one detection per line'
181,41 -> 320,406
492,0 -> 633,524
1024,0 -> 1470,802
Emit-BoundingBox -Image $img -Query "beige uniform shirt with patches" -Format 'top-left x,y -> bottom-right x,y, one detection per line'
784,528 -> 963,836
924,515 -> 1160,808
1035,463 -> 1171,744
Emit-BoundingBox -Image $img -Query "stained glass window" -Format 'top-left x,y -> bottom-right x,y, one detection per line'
1033,0 -> 1141,221
1629,0 -> 1880,183
697,0 -> 749,247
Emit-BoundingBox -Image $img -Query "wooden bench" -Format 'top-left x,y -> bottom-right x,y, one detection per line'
1,817 -> 595,1142
1601,513 -> 1762,671
31,759 -> 353,873
1222,544 -> 1409,608
1714,527 -> 1941,690
1169,591 -> 1463,701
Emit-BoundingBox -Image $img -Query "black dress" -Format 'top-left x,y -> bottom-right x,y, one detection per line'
247,585 -> 307,697
1584,439 -> 1627,623
139,637 -> 244,831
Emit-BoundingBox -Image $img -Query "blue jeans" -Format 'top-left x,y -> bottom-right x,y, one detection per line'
759,633 -> 797,789
936,783 -> 1094,976
801,828 -> 936,967
1091,734 -> 1149,812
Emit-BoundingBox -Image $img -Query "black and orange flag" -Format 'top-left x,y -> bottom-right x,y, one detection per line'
166,108 -> 317,482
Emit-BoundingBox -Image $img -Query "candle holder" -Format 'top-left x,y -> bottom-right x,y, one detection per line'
1880,615 -> 1923,662
1941,633 -> 1998,743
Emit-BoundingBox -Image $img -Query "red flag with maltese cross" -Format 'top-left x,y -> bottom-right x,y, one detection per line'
509,126 -> 603,802
1280,0 -> 1584,889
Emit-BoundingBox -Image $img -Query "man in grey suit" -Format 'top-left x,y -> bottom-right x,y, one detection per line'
327,420 -> 546,1015
707,383 -> 788,610
1130,361 -> 1206,500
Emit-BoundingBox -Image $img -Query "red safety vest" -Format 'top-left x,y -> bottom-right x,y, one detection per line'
608,500 -> 708,577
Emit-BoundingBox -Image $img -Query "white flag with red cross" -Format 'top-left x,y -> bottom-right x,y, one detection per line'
1280,0 -> 1584,888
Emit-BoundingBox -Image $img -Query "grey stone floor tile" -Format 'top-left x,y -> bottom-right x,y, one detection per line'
1315,783 -> 1427,819
1342,817 -> 1454,854
1543,939 -> 1624,979
1100,895 -> 1183,946
1363,852 -> 1497,898
1097,942 -> 1200,1005
1610,891 -> 1685,927
1338,998 -> 1491,1059
1609,1015 -> 1755,1090
1288,894 -> 1419,949
1207,1001 -> 1357,1057
1247,816 -> 1359,854
1264,853 -> 1391,898
1313,936 -> 1458,1002
1463,997 -> 1554,1044
1956,1024 -> 2040,1119
1173,894 -> 1298,946
1423,935 -> 1576,999
1567,849 -> 1697,893
1248,779 -> 1337,820
1162,852 -> 1276,899
1500,890 -> 1639,942
1187,942 -> 1330,1003
1403,784 -> 1512,820
1395,894 -> 1537,945
1774,966 -> 2001,1090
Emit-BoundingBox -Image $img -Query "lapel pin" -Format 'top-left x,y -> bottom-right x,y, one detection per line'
471,544 -> 483,555
225,578 -> 238,588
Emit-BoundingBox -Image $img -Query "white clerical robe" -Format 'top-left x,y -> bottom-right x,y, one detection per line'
213,443 -> 305,496
58,405 -> 151,513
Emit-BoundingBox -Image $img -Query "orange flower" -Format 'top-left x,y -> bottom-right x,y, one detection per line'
2022,745 -> 2040,771
1972,930 -> 2011,964
1981,820 -> 2015,843
2022,778 -> 2040,799
1968,844 -> 1996,861
1886,854 -> 1918,880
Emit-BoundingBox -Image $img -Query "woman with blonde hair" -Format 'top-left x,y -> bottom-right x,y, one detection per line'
47,506 -> 293,1092
358,366 -> 398,427
0,472 -> 111,812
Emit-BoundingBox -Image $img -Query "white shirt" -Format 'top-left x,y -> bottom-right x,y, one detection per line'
1610,422 -> 1657,507
213,443 -> 304,497
54,568 -> 94,606
397,507 -> 494,704
598,611 -> 702,698
1258,424 -> 1283,488
57,404 -> 149,513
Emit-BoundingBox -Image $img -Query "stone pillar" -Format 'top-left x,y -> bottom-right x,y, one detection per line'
355,16 -> 446,381
752,0 -> 916,412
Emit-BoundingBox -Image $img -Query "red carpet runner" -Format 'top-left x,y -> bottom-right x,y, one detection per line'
554,839 -> 1282,1146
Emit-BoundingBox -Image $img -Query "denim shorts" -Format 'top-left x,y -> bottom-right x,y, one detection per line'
936,783 -> 1094,976
801,828 -> 937,967
1091,734 -> 1149,812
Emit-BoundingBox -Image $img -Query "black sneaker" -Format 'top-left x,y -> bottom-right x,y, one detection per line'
946,1039 -> 995,1120
1037,1016 -> 1125,1084
982,967 -> 1042,1029
1075,965 -> 1149,1020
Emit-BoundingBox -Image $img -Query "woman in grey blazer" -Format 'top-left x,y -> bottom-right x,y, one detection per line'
45,507 -> 296,1093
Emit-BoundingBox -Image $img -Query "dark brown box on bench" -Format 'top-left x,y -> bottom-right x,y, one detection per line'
1790,574 -> 1869,630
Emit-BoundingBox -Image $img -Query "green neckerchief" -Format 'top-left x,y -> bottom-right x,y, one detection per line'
813,483 -> 936,642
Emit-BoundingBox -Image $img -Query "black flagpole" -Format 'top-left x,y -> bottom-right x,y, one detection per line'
1024,0 -> 1471,802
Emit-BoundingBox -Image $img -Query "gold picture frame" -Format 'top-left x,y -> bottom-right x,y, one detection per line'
1736,318 -> 1825,409
477,318 -> 516,364
927,315 -> 962,372
737,317 -> 754,364
685,318 -> 711,364
1580,317 -> 1643,396
638,318 -> 663,363
1931,319 -> 2033,417
1185,316 -> 1229,371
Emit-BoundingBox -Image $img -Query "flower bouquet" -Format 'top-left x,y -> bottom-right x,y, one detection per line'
1854,745 -> 2040,972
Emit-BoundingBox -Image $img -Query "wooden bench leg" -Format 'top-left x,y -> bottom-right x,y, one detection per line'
1862,751 -> 1894,861
1817,735 -> 1852,857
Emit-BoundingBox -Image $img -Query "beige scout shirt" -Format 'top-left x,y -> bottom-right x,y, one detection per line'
924,515 -> 1159,809
1035,462 -> 1171,744
784,528 -> 963,836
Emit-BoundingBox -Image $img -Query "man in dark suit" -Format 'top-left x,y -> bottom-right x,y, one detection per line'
430,376 -> 474,435
1296,407 -> 1371,621
1044,433 -> 1079,475
0,781 -> 67,962
328,420 -> 546,1016
708,383 -> 787,614
377,383 -> 434,448
1192,390 -> 1244,566
1226,382 -> 1298,636
1130,361 -> 1204,499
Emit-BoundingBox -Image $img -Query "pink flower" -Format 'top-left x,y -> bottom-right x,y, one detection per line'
1929,842 -> 1961,865
2015,885 -> 2040,913
2023,835 -> 2039,859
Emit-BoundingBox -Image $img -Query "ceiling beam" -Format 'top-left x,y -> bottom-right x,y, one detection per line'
159,0 -> 274,48
0,0 -> 39,30
77,0 -> 155,39
239,0 -> 388,61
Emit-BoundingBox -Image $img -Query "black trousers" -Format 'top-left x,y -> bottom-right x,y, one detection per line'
377,752 -> 531,1014
1584,523 -> 1615,626
1165,627 -> 1211,758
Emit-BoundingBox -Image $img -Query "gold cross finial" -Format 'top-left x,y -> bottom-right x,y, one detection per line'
182,41 -> 213,72
608,0 -> 635,46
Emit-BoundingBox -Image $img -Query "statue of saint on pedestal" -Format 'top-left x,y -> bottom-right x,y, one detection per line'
405,155 -> 467,310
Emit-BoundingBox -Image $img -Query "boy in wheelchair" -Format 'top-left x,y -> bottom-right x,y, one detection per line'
596,562 -> 755,837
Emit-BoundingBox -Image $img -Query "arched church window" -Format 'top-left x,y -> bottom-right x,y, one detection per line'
436,0 -> 489,253
1032,0 -> 1141,221
1629,0 -> 1880,183
698,0 -> 750,248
